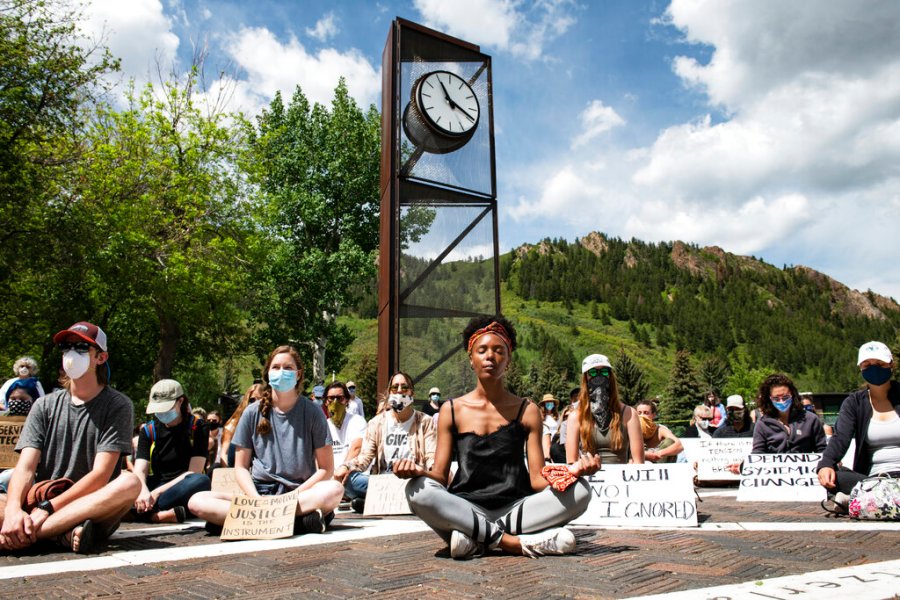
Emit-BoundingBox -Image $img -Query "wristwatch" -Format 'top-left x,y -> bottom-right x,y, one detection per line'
37,499 -> 55,515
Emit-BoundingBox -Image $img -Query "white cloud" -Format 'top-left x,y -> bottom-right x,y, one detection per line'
219,27 -> 380,115
306,13 -> 339,42
414,0 -> 576,60
571,100 -> 625,148
80,0 -> 179,84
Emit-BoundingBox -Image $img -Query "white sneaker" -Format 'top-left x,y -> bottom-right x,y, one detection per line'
518,527 -> 576,558
450,530 -> 483,560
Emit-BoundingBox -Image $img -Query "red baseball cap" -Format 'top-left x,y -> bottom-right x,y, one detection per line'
53,321 -> 108,352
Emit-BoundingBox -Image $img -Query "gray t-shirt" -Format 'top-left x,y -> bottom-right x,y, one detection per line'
16,387 -> 134,482
232,398 -> 331,493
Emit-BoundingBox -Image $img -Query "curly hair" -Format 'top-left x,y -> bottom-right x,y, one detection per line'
461,315 -> 517,353
257,345 -> 304,435
12,356 -> 38,377
756,373 -> 803,420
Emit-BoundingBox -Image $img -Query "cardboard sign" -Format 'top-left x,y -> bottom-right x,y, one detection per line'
220,487 -> 300,540
571,463 -> 697,527
737,453 -> 826,502
696,439 -> 753,481
0,417 -> 26,469
211,468 -> 244,495
363,474 -> 412,516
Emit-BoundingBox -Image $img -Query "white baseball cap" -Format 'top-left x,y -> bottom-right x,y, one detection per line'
858,341 -> 893,366
582,354 -> 612,373
726,394 -> 744,409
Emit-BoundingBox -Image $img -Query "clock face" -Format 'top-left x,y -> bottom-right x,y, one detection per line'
415,70 -> 480,137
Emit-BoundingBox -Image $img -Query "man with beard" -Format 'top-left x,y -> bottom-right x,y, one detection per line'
565,354 -> 644,464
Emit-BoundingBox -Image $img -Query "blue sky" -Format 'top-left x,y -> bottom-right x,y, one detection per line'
80,1 -> 900,303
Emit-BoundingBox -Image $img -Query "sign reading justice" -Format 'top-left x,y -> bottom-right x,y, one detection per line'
220,487 -> 301,540
571,463 -> 697,527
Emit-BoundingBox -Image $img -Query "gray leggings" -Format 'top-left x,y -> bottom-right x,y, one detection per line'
405,477 -> 591,549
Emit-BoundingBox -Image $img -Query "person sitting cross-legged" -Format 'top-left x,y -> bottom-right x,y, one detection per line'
0,322 -> 139,554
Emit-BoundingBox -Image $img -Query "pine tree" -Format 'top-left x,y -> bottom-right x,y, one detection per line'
660,350 -> 703,425
698,356 -> 730,398
613,348 -> 650,406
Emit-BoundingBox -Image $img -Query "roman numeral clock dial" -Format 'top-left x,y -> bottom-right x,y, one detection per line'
403,70 -> 480,154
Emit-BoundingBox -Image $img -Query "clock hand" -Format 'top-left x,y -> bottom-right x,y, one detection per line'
439,81 -> 458,110
454,106 -> 476,122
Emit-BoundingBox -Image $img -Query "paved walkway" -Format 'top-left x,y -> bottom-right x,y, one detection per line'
1,493 -> 898,599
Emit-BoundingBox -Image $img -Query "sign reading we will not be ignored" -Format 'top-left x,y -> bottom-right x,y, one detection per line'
570,463 -> 697,528
221,487 -> 301,540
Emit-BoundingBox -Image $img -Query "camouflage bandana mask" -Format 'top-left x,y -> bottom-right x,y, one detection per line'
588,373 -> 612,433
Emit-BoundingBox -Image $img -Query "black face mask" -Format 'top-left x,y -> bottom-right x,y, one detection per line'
208,422 -> 220,431
588,374 -> 612,433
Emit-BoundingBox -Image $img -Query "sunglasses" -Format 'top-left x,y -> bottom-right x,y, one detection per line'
770,394 -> 792,402
326,394 -> 346,401
58,341 -> 96,354
587,367 -> 610,378
390,383 -> 411,392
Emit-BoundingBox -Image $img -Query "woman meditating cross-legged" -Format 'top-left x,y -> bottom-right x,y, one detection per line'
398,316 -> 600,560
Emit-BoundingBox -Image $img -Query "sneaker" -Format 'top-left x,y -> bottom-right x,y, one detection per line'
518,527 -> 576,558
450,530 -> 483,560
350,498 -> 365,514
294,509 -> 326,534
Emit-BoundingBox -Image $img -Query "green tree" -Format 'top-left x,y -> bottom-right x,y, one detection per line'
613,348 -> 650,406
250,80 -> 380,380
698,356 -> 730,398
660,349 -> 703,424
725,350 -> 774,412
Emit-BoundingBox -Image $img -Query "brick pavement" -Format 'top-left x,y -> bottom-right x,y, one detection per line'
1,495 -> 899,599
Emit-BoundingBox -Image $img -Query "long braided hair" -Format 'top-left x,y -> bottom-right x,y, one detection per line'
256,345 -> 304,435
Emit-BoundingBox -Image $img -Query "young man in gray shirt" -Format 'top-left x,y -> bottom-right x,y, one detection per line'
0,322 -> 140,553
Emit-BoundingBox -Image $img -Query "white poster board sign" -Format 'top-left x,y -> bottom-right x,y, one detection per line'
363,474 -> 412,516
571,463 -> 697,527
210,468 -> 244,495
696,439 -> 753,481
737,453 -> 826,502
221,487 -> 300,540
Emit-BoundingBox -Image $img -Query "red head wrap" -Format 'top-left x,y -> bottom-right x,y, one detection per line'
467,321 -> 512,354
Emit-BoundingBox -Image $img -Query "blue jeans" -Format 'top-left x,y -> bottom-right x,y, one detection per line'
344,471 -> 368,499
153,472 -> 211,514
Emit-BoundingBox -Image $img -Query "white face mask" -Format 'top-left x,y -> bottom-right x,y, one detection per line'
17,366 -> 30,377
388,393 -> 413,412
63,350 -> 91,380
698,419 -> 710,430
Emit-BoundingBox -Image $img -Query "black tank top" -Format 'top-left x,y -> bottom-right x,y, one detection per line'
447,399 -> 535,509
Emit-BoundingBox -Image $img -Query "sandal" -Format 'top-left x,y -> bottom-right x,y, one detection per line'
821,498 -> 849,517
174,506 -> 186,523
58,519 -> 96,554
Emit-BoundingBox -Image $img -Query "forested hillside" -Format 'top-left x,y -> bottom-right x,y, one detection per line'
342,231 -> 899,424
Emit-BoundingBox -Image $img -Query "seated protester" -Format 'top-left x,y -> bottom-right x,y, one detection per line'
0,322 -> 139,554
188,346 -> 342,533
753,373 -> 826,454
566,354 -> 644,465
133,380 -> 211,523
335,372 -> 435,514
206,411 -> 223,470
323,382 -> 366,504
818,341 -> 900,511
420,387 -> 442,417
713,395 -> 754,438
0,378 -> 43,493
0,356 -> 45,411
635,400 -> 683,463
400,316 -> 599,559
219,383 -> 263,467
540,394 -> 560,462
681,405 -> 714,439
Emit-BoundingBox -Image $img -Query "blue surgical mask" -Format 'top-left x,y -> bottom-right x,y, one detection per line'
862,365 -> 892,386
544,402 -> 555,410
156,408 -> 180,425
773,397 -> 793,413
803,404 -> 815,412
268,368 -> 298,392
431,394 -> 440,402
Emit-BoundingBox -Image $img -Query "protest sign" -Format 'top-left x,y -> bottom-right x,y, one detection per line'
0,416 -> 26,468
363,474 -> 412,516
571,463 -> 697,527
211,467 -> 244,495
737,453 -> 826,502
220,488 -> 300,540
696,439 -> 753,481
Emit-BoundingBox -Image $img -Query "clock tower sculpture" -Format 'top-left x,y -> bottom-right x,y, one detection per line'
377,18 -> 499,394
